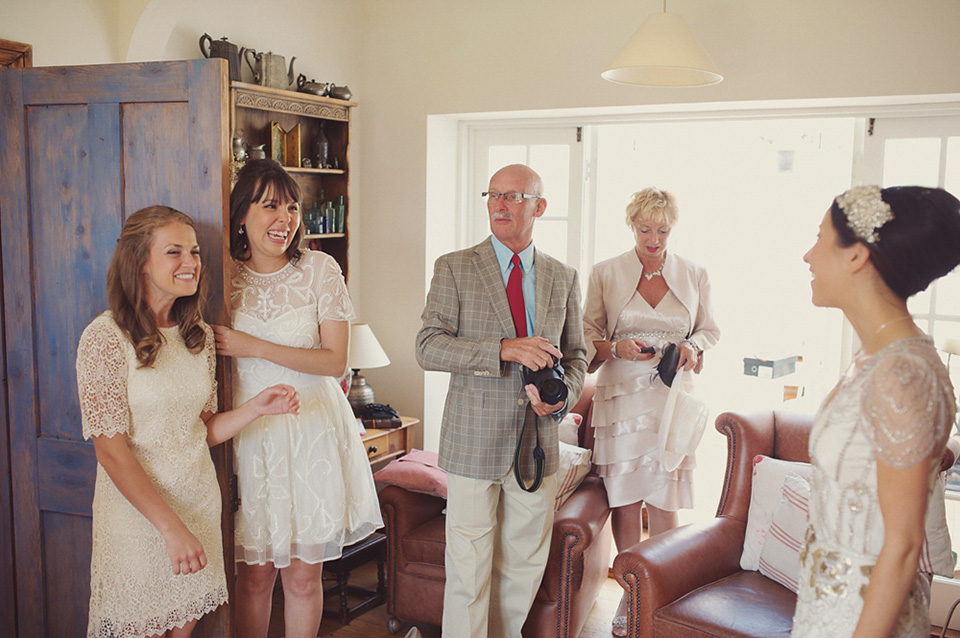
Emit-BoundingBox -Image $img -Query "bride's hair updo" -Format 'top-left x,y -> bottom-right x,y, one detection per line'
831,185 -> 960,299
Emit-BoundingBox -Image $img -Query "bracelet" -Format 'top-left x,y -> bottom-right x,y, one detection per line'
682,339 -> 701,355
610,340 -> 621,360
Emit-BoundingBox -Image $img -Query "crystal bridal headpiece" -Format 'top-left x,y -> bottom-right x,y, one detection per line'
835,185 -> 894,244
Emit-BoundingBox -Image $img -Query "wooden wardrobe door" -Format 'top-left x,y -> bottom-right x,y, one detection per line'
0,59 -> 231,637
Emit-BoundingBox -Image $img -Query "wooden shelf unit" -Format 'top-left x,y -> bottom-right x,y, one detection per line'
230,81 -> 355,280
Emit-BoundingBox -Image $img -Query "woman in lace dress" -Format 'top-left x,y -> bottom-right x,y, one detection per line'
212,160 -> 382,638
792,186 -> 960,638
582,188 -> 720,635
77,206 -> 299,638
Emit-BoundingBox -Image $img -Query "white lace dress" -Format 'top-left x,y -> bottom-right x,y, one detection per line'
792,337 -> 955,638
591,291 -> 694,510
230,250 -> 382,567
76,313 -> 227,638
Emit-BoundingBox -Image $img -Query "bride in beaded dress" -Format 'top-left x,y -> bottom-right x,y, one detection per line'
211,160 -> 381,638
791,185 -> 960,638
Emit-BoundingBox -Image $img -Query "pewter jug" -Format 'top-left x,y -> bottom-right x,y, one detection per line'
244,49 -> 296,90
199,34 -> 242,82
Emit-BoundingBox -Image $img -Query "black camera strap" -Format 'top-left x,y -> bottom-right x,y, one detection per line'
514,418 -> 545,492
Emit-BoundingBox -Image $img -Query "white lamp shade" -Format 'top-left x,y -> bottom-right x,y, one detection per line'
602,12 -> 722,87
942,337 -> 960,356
349,323 -> 390,370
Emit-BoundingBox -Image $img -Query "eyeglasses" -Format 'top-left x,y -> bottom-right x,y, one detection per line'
482,191 -> 542,204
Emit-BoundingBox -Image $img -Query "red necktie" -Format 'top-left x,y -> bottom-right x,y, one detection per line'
507,254 -> 527,338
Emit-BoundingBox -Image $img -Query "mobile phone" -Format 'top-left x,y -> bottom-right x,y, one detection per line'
640,346 -> 655,354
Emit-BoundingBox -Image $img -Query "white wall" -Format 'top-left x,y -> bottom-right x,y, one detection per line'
4,0 -> 960,435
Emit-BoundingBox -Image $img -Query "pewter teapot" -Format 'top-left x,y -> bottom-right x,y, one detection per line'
297,74 -> 331,96
244,49 -> 296,90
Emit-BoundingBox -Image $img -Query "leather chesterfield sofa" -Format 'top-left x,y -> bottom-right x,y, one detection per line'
378,381 -> 613,637
612,410 -> 813,638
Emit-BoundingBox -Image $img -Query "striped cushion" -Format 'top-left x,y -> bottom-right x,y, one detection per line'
758,472 -> 809,593
555,441 -> 592,511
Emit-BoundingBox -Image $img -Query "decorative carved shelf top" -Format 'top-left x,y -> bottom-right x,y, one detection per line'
231,81 -> 355,122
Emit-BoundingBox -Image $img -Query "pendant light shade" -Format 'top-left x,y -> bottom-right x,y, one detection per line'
602,12 -> 722,87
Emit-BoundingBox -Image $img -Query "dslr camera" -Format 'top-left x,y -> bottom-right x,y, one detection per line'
521,355 -> 568,405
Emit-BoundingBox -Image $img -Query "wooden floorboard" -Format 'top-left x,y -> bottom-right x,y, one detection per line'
262,561 -> 957,638
266,560 -> 623,638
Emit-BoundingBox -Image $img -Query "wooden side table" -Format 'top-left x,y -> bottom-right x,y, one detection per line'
361,416 -> 420,467
322,531 -> 387,624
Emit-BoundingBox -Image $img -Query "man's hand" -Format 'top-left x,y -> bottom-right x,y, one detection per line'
500,337 -> 561,371
525,384 -> 564,417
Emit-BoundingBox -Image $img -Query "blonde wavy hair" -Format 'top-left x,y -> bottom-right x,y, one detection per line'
107,206 -> 207,367
625,187 -> 679,228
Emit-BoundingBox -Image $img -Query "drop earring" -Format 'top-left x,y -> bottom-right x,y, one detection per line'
238,225 -> 245,235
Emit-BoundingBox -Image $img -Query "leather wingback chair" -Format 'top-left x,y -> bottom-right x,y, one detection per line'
378,380 -> 613,637
612,410 -> 812,638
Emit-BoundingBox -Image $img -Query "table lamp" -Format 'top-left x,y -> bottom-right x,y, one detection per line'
347,323 -> 391,414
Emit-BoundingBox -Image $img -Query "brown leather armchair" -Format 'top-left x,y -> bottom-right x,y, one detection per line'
378,381 -> 613,637
612,410 -> 812,638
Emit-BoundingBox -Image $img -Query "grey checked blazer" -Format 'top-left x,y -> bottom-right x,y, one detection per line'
416,237 -> 587,480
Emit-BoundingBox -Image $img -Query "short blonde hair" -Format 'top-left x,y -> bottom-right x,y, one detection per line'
625,188 -> 678,228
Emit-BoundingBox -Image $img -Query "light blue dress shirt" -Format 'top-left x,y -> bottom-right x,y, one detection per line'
491,236 -> 535,336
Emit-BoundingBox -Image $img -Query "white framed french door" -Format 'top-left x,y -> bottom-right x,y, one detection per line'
466,125 -> 587,272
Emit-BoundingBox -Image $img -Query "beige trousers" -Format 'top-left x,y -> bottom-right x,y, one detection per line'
442,468 -> 558,638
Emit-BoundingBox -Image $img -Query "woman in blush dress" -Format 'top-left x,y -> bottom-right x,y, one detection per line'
582,188 -> 719,636
77,206 -> 298,638
212,160 -> 382,638
792,185 -> 960,638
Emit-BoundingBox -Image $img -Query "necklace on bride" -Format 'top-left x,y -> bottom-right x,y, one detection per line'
643,260 -> 665,281
872,315 -> 912,339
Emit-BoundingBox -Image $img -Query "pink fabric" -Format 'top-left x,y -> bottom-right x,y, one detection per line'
374,449 -> 448,499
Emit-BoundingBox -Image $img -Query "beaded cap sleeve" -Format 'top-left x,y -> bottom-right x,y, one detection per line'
77,314 -> 131,440
861,344 -> 953,469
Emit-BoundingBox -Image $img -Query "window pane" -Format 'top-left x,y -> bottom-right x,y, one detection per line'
908,287 -> 933,315
529,145 -> 570,220
882,138 -> 941,187
935,270 -> 960,317
534,219 -> 567,262
947,137 -> 960,196
488,146 -> 526,175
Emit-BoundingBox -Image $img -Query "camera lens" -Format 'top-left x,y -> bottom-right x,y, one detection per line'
538,376 -> 568,405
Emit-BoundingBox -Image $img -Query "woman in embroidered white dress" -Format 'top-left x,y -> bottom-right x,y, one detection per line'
582,188 -> 720,635
792,186 -> 960,638
211,160 -> 382,638
77,206 -> 299,638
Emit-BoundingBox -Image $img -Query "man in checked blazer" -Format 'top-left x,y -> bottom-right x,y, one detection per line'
416,164 -> 587,637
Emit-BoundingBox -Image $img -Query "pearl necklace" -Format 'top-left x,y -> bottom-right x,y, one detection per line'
643,261 -> 665,281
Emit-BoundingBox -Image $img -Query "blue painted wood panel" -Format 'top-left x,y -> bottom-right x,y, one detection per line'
0,58 -> 230,638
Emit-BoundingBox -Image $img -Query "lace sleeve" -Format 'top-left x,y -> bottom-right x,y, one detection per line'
863,351 -> 953,469
316,253 -> 355,322
76,317 -> 131,440
202,323 -> 218,414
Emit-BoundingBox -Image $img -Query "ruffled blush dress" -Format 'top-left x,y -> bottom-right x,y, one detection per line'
591,291 -> 694,510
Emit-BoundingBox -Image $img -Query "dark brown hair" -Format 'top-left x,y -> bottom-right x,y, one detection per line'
830,186 -> 960,299
229,159 -> 303,263
107,206 -> 207,367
